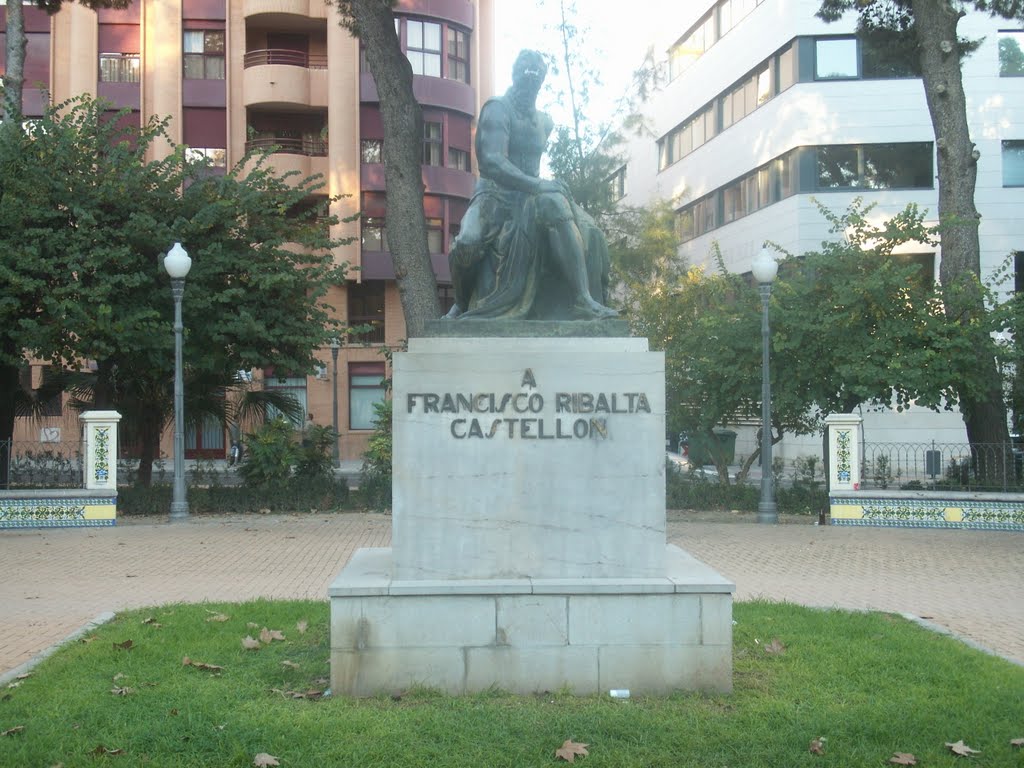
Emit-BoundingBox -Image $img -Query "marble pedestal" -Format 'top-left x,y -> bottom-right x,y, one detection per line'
330,335 -> 734,695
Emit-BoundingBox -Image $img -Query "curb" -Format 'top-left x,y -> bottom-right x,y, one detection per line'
0,612 -> 117,687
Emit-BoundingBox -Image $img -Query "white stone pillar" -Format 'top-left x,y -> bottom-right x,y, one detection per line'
824,414 -> 862,492
80,411 -> 122,491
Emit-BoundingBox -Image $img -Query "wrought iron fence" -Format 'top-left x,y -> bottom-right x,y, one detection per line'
0,439 -> 83,489
861,441 -> 1024,492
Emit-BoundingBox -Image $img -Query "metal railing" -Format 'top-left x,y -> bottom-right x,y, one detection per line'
861,441 -> 1024,492
244,136 -> 328,157
243,49 -> 328,70
0,439 -> 83,490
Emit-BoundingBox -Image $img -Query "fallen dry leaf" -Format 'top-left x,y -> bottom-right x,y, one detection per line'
945,740 -> 981,757
169,709 -> 179,716
182,656 -> 225,672
1,725 -> 26,737
809,737 -> 826,755
79,635 -> 98,644
206,612 -> 230,623
280,660 -> 300,670
6,682 -> 22,689
253,754 -> 280,767
260,628 -> 286,644
110,686 -> 134,696
242,636 -> 262,651
296,620 -> 308,635
90,744 -> 125,756
112,673 -> 126,682
763,637 -> 786,655
1011,738 -> 1024,748
142,618 -> 162,628
14,673 -> 31,681
247,622 -> 260,629
555,739 -> 589,763
271,687 -> 325,700
889,754 -> 918,766
112,639 -> 134,651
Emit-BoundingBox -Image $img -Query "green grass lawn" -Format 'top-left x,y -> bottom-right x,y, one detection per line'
1,600 -> 1021,767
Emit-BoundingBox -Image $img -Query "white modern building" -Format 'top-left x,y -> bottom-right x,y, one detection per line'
619,0 -> 1024,463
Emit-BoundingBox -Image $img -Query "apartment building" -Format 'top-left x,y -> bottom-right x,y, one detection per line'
620,0 -> 1024,456
2,0 -> 494,462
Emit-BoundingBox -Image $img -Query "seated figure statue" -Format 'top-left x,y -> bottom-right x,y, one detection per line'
444,49 -> 617,321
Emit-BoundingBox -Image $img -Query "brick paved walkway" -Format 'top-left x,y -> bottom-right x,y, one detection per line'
1,513 -> 1020,678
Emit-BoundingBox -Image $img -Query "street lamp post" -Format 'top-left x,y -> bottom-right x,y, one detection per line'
164,243 -> 192,521
752,248 -> 779,525
330,339 -> 340,468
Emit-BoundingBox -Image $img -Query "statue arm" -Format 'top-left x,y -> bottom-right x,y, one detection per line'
476,100 -> 544,194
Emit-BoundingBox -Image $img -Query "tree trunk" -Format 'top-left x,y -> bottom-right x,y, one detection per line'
347,0 -> 440,337
912,0 -> 1010,476
2,0 -> 26,123
0,358 -> 18,488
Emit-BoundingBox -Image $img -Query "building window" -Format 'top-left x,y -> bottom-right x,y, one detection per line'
184,30 -> 225,80
423,121 -> 442,166
999,30 -> 1024,76
1003,141 -> 1024,186
425,217 -> 444,253
668,12 -> 713,81
861,33 -> 920,78
816,143 -> 932,189
361,217 -> 387,251
815,37 -> 858,79
406,19 -> 441,77
438,284 -> 456,315
447,27 -> 469,82
361,138 -> 382,164
448,147 -> 469,170
676,194 -> 717,244
186,413 -> 225,458
348,281 -> 385,344
609,166 -> 626,200
185,147 -> 227,168
349,363 -> 386,430
265,374 -> 307,425
658,104 -> 714,171
776,43 -> 796,92
99,53 -> 140,83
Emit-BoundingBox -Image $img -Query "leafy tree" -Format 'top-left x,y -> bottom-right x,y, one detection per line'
327,0 -> 440,337
816,0 -> 1024,476
0,95 -> 350,484
628,200 -> 984,484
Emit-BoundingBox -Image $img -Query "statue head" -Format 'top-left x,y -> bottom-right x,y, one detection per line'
511,49 -> 548,96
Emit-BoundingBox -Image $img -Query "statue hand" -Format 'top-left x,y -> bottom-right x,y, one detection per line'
536,178 -> 570,197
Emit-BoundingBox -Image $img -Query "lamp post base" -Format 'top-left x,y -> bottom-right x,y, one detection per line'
757,503 -> 778,525
169,501 -> 190,521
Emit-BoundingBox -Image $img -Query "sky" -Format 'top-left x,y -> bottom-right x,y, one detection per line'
491,0 -> 681,128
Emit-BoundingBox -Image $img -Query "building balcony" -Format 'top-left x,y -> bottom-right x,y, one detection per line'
243,0 -> 327,20
243,138 -> 329,182
243,58 -> 328,108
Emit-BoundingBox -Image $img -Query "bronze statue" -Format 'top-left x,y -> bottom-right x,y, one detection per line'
445,49 -> 617,321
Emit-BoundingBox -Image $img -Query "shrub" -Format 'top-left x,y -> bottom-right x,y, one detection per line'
359,399 -> 392,512
237,418 -> 298,488
295,424 -> 336,480
118,477 -> 348,515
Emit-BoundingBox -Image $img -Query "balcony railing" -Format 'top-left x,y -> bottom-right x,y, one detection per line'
245,136 -> 328,157
243,49 -> 328,70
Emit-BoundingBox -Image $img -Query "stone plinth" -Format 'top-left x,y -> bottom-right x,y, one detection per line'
330,545 -> 734,695
392,337 -> 665,580
330,334 -> 734,696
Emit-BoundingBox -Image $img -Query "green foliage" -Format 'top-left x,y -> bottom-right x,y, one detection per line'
238,418 -> 299,488
358,398 -> 393,512
295,424 -> 337,480
630,199 -> 985,485
118,477 -> 349,515
0,94 -> 353,482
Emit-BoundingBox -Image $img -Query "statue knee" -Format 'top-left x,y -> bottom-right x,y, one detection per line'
535,191 -> 574,227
